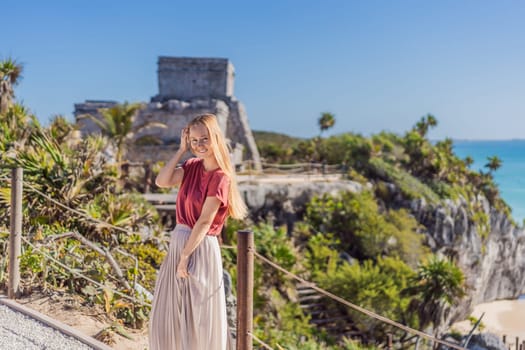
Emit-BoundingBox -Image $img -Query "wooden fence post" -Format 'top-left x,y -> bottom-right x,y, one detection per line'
237,230 -> 254,350
387,333 -> 393,350
8,167 -> 23,299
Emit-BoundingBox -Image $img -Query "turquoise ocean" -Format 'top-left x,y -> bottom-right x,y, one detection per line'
453,140 -> 525,225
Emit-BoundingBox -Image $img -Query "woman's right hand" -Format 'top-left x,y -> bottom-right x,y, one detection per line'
179,127 -> 189,153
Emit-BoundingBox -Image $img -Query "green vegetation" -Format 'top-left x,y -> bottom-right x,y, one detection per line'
404,256 -> 466,332
0,72 -> 164,334
249,111 -> 511,346
318,112 -> 336,136
0,57 -> 512,348
252,130 -> 304,164
305,191 -> 428,265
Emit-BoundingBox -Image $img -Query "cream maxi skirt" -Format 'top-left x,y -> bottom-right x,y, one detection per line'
149,224 -> 228,350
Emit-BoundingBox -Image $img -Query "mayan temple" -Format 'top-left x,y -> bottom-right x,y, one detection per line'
74,56 -> 261,170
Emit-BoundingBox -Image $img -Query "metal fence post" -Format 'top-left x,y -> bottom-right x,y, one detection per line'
237,230 -> 254,350
8,167 -> 23,299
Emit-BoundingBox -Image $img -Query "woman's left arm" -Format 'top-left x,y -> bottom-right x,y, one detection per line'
176,196 -> 221,278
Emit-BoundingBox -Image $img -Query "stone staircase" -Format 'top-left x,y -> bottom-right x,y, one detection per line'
297,282 -> 359,339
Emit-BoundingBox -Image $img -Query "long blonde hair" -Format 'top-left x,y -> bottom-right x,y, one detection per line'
188,114 -> 248,220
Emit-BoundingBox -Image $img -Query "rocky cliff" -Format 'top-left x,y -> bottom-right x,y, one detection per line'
239,177 -> 525,328
239,177 -> 364,232
413,196 -> 525,326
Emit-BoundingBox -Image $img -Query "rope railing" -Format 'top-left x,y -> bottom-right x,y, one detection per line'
260,162 -> 342,174
18,235 -> 151,307
251,249 -> 467,350
261,162 -> 320,169
248,332 -> 275,350
13,180 -> 157,308
23,181 -> 140,237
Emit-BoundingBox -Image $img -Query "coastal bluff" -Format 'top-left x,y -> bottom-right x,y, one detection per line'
412,196 -> 525,329
236,175 -> 525,329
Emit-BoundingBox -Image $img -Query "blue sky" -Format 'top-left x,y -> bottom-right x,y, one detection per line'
4,0 -> 525,140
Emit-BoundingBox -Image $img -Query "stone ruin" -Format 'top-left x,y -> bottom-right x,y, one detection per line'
74,56 -> 261,170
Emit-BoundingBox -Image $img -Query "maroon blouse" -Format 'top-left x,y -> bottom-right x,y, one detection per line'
175,158 -> 230,236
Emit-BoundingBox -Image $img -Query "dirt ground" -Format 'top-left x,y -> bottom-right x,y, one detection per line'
18,291 -> 149,350
17,290 -> 525,350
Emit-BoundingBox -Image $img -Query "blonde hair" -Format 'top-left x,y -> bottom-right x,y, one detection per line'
188,114 -> 248,220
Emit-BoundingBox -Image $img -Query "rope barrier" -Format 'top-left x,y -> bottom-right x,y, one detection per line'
23,181 -> 139,236
4,179 -> 156,309
259,162 -> 344,175
261,163 -> 313,169
248,332 -> 276,350
251,249 -> 466,350
21,236 -> 151,307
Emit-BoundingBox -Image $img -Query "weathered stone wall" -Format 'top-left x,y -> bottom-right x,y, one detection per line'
226,99 -> 261,169
153,57 -> 234,101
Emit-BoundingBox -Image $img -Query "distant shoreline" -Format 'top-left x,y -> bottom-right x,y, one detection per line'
254,129 -> 525,143
454,299 -> 525,340
452,139 -> 525,142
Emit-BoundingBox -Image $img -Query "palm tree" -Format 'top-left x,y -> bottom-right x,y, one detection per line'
318,112 -> 335,137
464,156 -> 474,167
414,114 -> 438,137
79,102 -> 166,168
485,155 -> 502,173
404,255 -> 465,333
0,58 -> 23,114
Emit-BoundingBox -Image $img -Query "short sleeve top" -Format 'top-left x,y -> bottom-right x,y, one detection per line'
175,158 -> 230,236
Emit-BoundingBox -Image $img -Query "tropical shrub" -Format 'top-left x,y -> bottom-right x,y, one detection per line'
403,255 -> 465,331
305,190 -> 428,263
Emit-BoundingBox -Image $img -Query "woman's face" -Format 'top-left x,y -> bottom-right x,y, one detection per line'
189,123 -> 213,159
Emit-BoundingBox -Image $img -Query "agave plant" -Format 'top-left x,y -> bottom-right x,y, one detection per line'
11,123 -> 117,231
81,192 -> 162,246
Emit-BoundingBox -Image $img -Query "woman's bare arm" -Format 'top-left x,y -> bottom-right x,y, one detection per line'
176,196 -> 221,278
155,149 -> 186,188
155,128 -> 188,188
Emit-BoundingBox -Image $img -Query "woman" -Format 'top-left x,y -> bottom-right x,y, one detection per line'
149,114 -> 247,350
